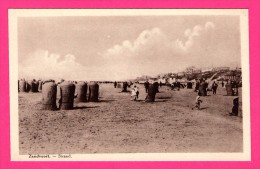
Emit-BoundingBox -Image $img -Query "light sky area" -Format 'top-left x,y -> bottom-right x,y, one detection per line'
18,15 -> 241,81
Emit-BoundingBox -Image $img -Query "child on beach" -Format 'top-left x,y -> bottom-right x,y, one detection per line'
131,85 -> 139,101
192,92 -> 203,110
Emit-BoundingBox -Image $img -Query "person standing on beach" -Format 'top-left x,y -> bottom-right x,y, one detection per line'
134,85 -> 139,99
144,80 -> 149,93
114,81 -> 117,88
195,79 -> 200,92
159,81 -> 163,88
212,81 -> 218,95
176,81 -> 181,91
204,80 -> 208,96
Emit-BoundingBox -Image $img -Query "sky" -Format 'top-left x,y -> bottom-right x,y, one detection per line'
18,15 -> 241,81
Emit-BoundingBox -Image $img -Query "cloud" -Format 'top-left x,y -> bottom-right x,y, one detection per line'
103,22 -> 215,58
175,22 -> 215,52
19,50 -> 92,81
103,27 -> 167,58
101,27 -> 174,79
101,22 -> 216,78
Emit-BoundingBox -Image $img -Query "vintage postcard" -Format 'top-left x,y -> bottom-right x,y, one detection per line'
8,9 -> 250,161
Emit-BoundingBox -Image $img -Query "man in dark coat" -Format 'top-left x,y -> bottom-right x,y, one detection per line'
203,80 -> 208,96
212,81 -> 218,95
122,82 -> 128,92
144,80 -> 149,93
153,82 -> 159,93
114,81 -> 117,88
195,79 -> 200,92
199,80 -> 205,96
176,81 -> 181,91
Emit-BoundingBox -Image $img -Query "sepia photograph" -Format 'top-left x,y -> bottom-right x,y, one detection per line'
9,9 -> 250,161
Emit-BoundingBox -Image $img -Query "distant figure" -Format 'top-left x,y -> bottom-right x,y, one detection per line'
176,80 -> 181,91
212,81 -> 218,95
204,80 -> 208,95
159,81 -> 163,88
232,81 -> 239,96
187,82 -> 193,89
225,80 -> 233,96
195,79 -> 200,92
201,80 -> 208,96
192,92 -> 203,110
122,82 -> 128,92
199,80 -> 206,96
134,85 -> 139,99
222,81 -> 224,87
171,82 -> 175,90
114,81 -> 117,88
229,97 -> 239,116
144,81 -> 149,93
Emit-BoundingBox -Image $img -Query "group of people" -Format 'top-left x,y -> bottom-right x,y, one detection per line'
228,80 -> 239,96
192,80 -> 240,114
131,80 -> 155,101
192,79 -> 219,110
117,78 -> 218,105
114,80 -> 159,101
194,79 -> 219,96
171,81 -> 182,91
114,81 -> 140,101
114,79 -> 238,116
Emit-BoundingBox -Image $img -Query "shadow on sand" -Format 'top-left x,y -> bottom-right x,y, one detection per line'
200,107 -> 209,110
73,106 -> 99,110
98,99 -> 116,103
155,99 -> 168,102
130,100 -> 143,102
223,95 -> 238,97
156,96 -> 172,99
139,99 -> 168,103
